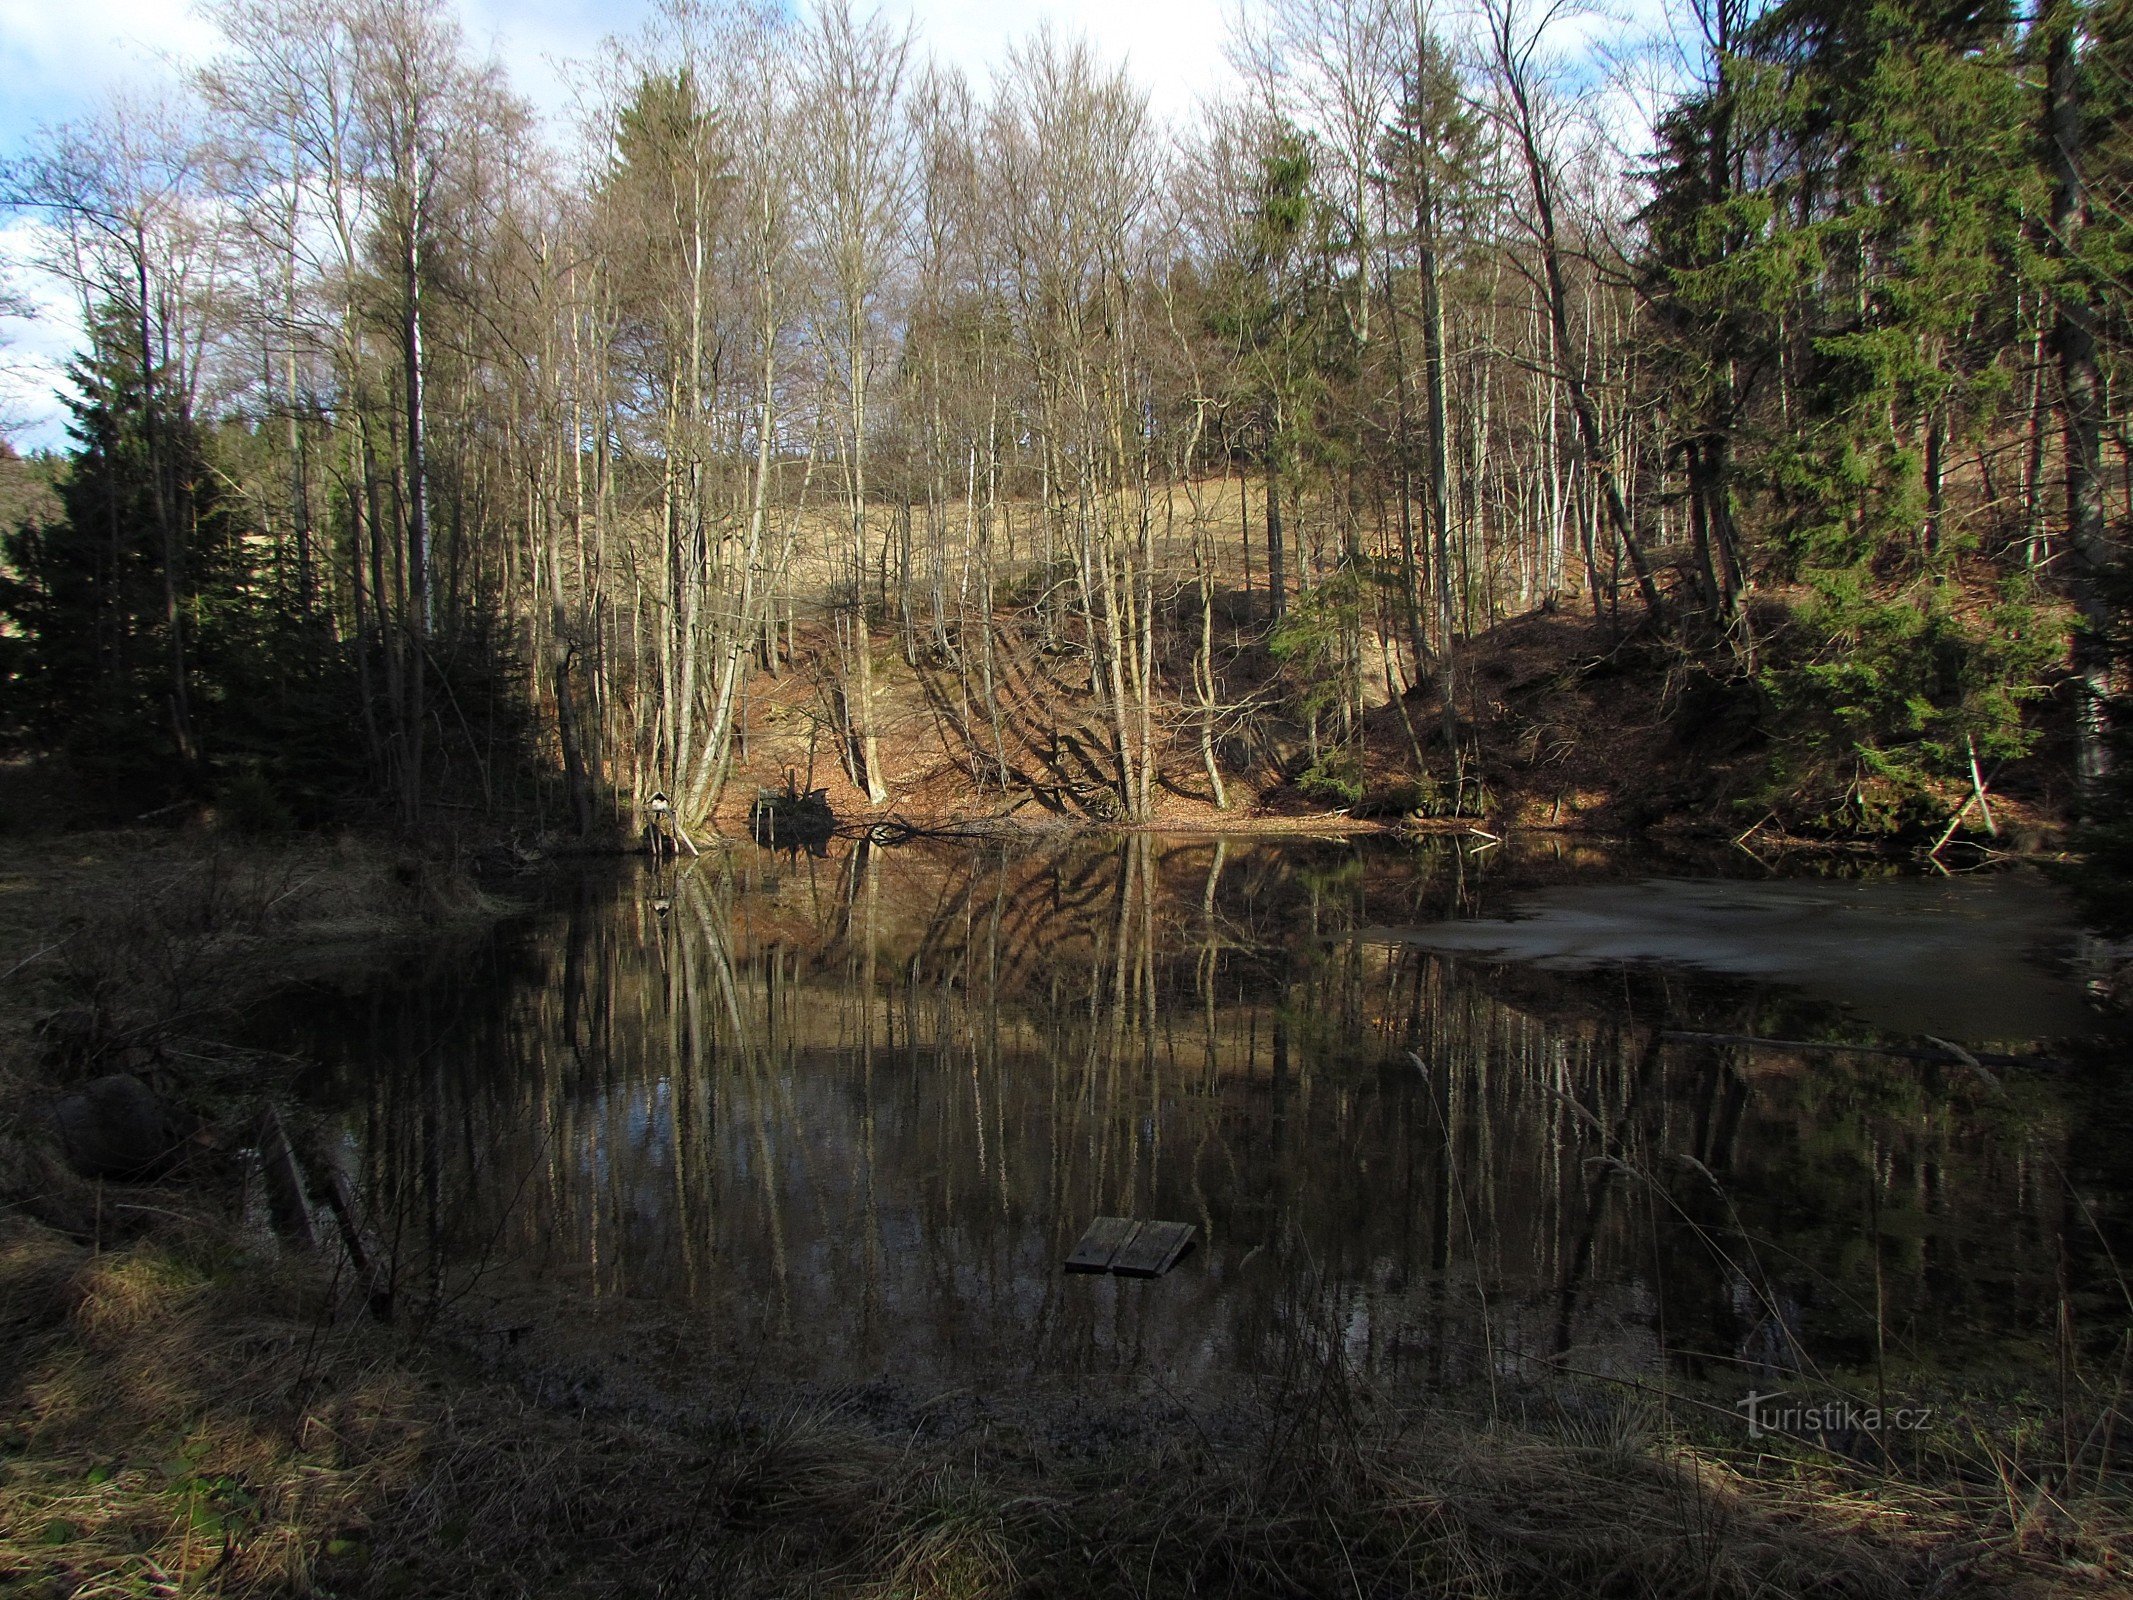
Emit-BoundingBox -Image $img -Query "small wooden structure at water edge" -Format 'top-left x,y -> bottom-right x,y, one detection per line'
750,773 -> 837,851
642,790 -> 700,859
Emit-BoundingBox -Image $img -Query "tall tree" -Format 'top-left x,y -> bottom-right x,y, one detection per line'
1483,0 -> 1665,622
1379,8 -> 1482,660
799,0 -> 914,807
6,96 -> 230,770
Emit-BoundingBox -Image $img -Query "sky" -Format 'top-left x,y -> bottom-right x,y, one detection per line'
0,0 -> 1248,448
0,0 -> 1659,450
0,0 -> 1245,144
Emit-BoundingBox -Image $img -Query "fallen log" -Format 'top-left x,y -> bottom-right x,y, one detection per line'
320,1164 -> 394,1322
1659,1031 -> 2070,1071
255,1108 -> 316,1248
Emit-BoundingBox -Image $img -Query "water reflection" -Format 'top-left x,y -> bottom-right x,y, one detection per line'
293,838 -> 2131,1400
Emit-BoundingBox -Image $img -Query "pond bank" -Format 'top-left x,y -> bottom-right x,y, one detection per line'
1,829 -> 2128,1597
686,598 -> 2080,864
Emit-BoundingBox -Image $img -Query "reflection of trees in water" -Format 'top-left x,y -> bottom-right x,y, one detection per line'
326,839 -> 2083,1390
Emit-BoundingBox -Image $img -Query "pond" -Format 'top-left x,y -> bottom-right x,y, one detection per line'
282,836 -> 2133,1415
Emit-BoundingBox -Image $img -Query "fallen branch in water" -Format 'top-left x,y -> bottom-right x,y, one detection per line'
1928,742 -> 2003,860
1659,1030 -> 2069,1071
836,814 -> 1040,845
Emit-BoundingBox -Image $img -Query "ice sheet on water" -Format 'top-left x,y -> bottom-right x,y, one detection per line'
1362,872 -> 2103,1042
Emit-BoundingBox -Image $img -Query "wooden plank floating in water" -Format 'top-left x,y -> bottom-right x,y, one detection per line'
1065,1217 -> 1196,1278
1065,1216 -> 1138,1273
1112,1220 -> 1196,1278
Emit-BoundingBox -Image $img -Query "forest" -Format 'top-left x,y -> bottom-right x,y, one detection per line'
0,0 -> 2126,853
5,6 -> 2133,1595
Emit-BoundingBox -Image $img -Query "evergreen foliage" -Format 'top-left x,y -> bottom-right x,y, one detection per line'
1643,0 -> 2091,831
1,309 -> 242,806
0,309 -> 534,827
1205,128 -> 1347,543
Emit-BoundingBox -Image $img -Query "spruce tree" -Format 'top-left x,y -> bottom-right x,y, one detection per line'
0,308 -> 232,804
0,307 -> 369,821
1644,0 -> 2065,832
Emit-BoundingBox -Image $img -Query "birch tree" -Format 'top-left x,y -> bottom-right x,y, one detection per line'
797,0 -> 914,806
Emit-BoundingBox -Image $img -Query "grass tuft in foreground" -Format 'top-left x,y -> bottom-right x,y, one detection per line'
6,1195 -> 2127,1597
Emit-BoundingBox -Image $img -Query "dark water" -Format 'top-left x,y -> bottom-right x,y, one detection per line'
284,837 -> 2132,1406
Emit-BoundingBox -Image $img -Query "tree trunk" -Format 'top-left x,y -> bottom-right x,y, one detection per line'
1491,9 -> 1664,624
1266,459 -> 1287,623
401,170 -> 430,827
851,339 -> 889,805
1420,169 -> 1454,654
2045,5 -> 2113,804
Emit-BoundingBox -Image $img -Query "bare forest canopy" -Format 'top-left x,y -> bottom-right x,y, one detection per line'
0,0 -> 2128,847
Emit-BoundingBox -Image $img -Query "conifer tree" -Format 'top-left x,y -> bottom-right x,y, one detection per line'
0,310 -> 234,801
1645,0 -> 2065,829
1205,127 -> 1340,625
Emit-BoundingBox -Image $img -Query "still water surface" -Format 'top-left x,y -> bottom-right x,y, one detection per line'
287,837 -> 2131,1404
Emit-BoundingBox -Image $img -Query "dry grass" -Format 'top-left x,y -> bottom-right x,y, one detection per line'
0,828 -> 497,1596
2,1157 -> 2128,1598
5,1210 -> 2086,1600
0,1212 -> 429,1599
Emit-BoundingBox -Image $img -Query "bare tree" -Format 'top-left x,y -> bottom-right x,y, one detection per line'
991,32 -> 1160,818
1479,0 -> 1662,622
1259,0 -> 1403,347
685,7 -> 803,820
797,0 -> 915,807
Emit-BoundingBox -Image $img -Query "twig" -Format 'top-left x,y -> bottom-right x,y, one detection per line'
0,939 -> 66,982
1928,792 -> 1978,858
1732,811 -> 1774,848
1930,744 -> 2003,858
263,873 -> 321,912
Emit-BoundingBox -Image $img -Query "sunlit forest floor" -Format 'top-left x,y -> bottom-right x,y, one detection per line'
653,474 -> 2078,848
711,575 -> 2079,853
1,834 -> 2126,1596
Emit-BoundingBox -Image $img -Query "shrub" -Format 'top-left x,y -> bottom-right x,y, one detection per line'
1294,752 -> 1362,808
215,768 -> 293,836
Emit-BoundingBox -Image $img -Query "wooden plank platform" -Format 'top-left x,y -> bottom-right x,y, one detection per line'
1112,1220 -> 1196,1278
1065,1216 -> 1139,1273
1065,1217 -> 1196,1278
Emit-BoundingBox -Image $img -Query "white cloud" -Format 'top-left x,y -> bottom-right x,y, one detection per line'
0,1 -> 1251,446
0,218 -> 80,450
444,1 -> 1248,135
459,0 -> 622,129
892,0 -> 1242,124
0,1 -> 1660,450
0,2 -> 218,446
0,0 -> 220,145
